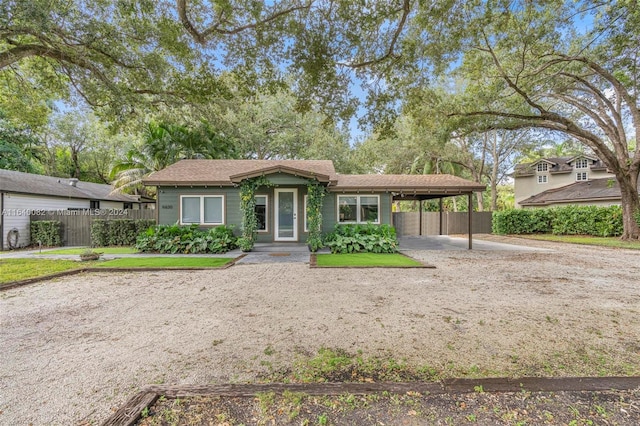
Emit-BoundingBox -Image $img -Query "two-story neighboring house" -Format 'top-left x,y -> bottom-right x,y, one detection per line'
513,155 -> 616,208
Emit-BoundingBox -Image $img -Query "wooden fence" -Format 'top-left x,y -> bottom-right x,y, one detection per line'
392,211 -> 493,236
31,209 -> 156,247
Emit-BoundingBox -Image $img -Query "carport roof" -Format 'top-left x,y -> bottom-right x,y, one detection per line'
331,174 -> 485,195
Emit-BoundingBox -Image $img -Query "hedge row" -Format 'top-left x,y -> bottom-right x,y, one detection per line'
30,221 -> 62,247
90,219 -> 155,246
492,205 -> 624,237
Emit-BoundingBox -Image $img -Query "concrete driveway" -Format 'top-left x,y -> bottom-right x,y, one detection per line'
398,235 -> 553,251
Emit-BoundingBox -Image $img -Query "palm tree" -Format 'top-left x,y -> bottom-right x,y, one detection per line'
110,121 -> 235,196
110,122 -> 180,196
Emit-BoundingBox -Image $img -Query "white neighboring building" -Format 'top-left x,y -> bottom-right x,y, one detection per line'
0,169 -> 143,249
513,155 -> 615,208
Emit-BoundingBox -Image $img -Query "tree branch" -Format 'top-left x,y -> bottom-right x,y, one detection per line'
177,0 -> 313,45
478,31 -> 549,115
0,44 -> 47,69
343,0 -> 412,69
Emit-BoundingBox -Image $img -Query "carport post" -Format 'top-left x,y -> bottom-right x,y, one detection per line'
468,192 -> 473,250
419,200 -> 423,236
439,198 -> 443,235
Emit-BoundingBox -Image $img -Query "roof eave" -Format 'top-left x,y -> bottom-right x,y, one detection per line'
144,180 -> 234,187
330,185 -> 485,194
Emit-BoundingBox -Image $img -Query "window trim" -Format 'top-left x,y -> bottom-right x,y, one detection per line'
255,194 -> 268,233
576,172 -> 588,181
336,194 -> 381,224
575,158 -> 589,169
537,175 -> 548,184
536,163 -> 548,172
179,195 -> 225,225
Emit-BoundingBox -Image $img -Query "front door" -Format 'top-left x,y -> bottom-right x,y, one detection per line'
274,188 -> 298,241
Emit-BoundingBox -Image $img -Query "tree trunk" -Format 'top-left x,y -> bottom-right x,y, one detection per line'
618,171 -> 640,240
476,192 -> 484,212
491,150 -> 499,211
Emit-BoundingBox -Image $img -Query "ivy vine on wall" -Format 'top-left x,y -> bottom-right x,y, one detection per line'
238,176 -> 273,251
306,179 -> 327,252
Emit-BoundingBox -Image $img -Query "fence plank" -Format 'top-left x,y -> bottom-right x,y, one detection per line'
31,209 -> 156,246
393,212 -> 493,236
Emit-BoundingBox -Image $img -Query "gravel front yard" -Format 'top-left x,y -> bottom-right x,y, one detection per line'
1,237 -> 639,425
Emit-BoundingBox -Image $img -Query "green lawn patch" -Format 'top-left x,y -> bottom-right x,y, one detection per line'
41,247 -> 139,255
0,258 -> 81,285
97,257 -> 233,268
315,253 -> 424,268
523,234 -> 640,250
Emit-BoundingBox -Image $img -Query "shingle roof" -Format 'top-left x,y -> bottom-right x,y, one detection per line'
0,169 -> 137,202
514,156 -> 609,177
143,160 -> 484,194
519,177 -> 627,206
332,174 -> 485,193
143,160 -> 338,185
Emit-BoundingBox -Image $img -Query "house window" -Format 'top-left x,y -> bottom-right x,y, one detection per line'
576,172 -> 588,181
536,163 -> 548,172
255,195 -> 267,232
123,202 -> 133,209
180,195 -> 224,225
575,158 -> 589,169
337,195 -> 380,224
537,175 -> 548,184
90,200 -> 100,209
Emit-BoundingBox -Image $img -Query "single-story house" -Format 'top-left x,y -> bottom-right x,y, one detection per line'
0,169 -> 148,249
143,160 -> 485,246
519,176 -> 638,207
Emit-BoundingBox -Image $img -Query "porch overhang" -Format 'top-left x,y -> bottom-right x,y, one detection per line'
229,165 -> 334,184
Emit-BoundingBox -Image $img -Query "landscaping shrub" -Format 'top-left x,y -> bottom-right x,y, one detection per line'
135,224 -> 237,254
30,220 -> 62,247
324,224 -> 398,254
492,208 -> 553,234
492,205 -> 623,237
90,219 -> 155,246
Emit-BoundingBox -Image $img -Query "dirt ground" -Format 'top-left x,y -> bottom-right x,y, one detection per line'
1,236 -> 639,425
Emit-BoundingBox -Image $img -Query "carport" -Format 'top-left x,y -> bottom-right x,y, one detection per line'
331,174 -> 486,249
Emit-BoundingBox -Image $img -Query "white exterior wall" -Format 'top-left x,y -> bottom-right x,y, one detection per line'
99,200 -> 127,210
515,169 -> 614,208
1,193 -> 88,249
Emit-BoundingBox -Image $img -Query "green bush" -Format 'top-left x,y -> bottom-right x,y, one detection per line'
90,219 -> 155,246
135,224 -> 237,254
492,205 -> 624,237
324,224 -> 398,254
492,208 -> 553,234
30,220 -> 62,247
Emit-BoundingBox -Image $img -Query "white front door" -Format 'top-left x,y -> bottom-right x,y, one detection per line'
274,188 -> 298,241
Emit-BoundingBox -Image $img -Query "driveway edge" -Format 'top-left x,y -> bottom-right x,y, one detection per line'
102,376 -> 640,426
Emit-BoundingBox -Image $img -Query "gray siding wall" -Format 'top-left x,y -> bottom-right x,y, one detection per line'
158,185 -> 394,243
157,186 -> 242,228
